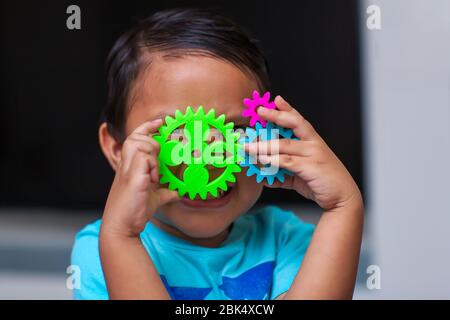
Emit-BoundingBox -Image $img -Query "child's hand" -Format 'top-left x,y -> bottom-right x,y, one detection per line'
245,96 -> 362,211
101,119 -> 179,238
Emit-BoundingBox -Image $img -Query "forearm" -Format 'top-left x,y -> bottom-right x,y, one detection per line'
99,228 -> 171,300
283,194 -> 364,300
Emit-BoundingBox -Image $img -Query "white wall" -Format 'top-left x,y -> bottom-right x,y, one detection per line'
361,0 -> 450,298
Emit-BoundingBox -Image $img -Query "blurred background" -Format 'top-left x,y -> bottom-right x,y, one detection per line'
0,0 -> 449,299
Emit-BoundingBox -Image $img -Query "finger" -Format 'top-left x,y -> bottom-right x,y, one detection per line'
131,118 -> 163,136
123,152 -> 151,189
120,140 -> 156,172
257,102 -> 317,141
128,150 -> 160,185
128,134 -> 161,152
156,188 -> 180,205
274,95 -> 294,112
245,139 -> 314,157
150,164 -> 159,184
257,154 -> 303,174
263,175 -> 295,190
127,139 -> 155,154
120,119 -> 162,173
129,151 -> 158,177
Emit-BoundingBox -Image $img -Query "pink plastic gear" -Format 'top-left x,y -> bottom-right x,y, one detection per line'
242,90 -> 277,128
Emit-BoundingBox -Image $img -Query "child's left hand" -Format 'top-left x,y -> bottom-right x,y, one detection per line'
244,95 -> 362,211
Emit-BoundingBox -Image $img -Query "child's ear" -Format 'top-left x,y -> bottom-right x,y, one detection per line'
98,122 -> 122,172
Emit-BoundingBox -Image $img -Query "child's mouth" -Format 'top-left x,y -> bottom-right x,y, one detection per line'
180,184 -> 235,208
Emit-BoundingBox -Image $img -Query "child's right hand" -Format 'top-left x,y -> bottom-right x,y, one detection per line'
101,119 -> 179,238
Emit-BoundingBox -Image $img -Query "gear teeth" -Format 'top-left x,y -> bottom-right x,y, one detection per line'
159,174 -> 170,184
199,190 -> 208,200
153,135 -> 162,143
232,164 -> 242,173
227,175 -> 236,183
256,174 -> 264,183
255,122 -> 263,131
175,110 -> 183,119
197,106 -> 205,117
178,187 -> 187,197
185,106 -> 194,116
266,176 -> 275,185
188,190 -> 196,199
218,181 -> 228,191
206,109 -> 216,118
160,126 -> 172,137
246,166 -> 257,176
209,188 -> 218,198
164,116 -> 174,126
217,114 -> 225,125
224,122 -> 233,130
167,181 -> 176,191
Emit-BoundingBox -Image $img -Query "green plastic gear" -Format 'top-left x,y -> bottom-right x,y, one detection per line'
153,106 -> 242,200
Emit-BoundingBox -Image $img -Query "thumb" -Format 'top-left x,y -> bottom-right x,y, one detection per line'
156,188 -> 181,205
263,175 -> 295,189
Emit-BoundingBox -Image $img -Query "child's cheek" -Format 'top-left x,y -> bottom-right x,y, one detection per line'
236,172 -> 263,199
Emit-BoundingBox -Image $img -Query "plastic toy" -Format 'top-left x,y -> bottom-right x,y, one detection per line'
239,121 -> 298,185
153,106 -> 242,200
242,90 -> 277,128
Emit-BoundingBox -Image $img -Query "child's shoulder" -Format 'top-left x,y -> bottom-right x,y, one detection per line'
74,206 -> 313,241
71,219 -> 108,300
242,205 -> 315,239
75,218 -> 102,239
246,205 -> 311,227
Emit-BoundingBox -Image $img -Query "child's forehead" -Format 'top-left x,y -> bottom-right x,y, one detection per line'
126,98 -> 248,136
146,104 -> 245,124
127,56 -> 257,128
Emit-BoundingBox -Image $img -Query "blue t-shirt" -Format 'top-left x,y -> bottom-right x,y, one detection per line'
71,205 -> 314,300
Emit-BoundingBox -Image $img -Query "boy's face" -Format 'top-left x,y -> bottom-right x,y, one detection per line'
124,55 -> 263,241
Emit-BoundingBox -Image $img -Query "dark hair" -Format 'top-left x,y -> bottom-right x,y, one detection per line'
102,8 -> 271,141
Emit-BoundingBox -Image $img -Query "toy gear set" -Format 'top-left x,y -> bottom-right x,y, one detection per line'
153,91 -> 298,199
240,90 -> 298,185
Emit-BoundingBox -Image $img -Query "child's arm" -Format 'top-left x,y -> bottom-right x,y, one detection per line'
99,120 -> 179,299
245,96 -> 364,299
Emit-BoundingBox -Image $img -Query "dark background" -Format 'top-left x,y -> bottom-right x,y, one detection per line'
0,0 -> 362,210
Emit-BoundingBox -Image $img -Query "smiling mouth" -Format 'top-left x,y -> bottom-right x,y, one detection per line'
180,184 -> 235,208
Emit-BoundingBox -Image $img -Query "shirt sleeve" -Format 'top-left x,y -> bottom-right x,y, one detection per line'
268,206 -> 315,299
70,220 -> 109,300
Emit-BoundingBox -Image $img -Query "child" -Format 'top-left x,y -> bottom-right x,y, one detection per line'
71,8 -> 363,300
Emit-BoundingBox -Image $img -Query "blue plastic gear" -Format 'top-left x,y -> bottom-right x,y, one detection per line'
239,121 -> 299,185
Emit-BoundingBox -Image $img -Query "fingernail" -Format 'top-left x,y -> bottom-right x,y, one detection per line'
259,155 -> 270,164
244,142 -> 256,151
257,107 -> 268,114
152,118 -> 163,123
